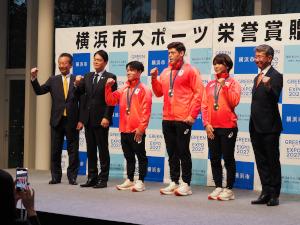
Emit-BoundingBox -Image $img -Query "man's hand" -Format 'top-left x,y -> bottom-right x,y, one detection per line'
184,115 -> 195,126
74,75 -> 83,87
218,78 -> 225,86
205,124 -> 215,140
106,78 -> 115,87
30,67 -> 38,80
262,76 -> 271,88
134,128 -> 143,143
150,67 -> 158,80
100,118 -> 109,128
76,121 -> 84,130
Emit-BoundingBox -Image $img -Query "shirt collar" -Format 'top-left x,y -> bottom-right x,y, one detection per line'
260,65 -> 271,76
95,70 -> 105,76
62,73 -> 71,78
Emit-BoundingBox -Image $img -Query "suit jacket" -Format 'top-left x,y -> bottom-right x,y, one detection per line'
78,71 -> 117,127
249,66 -> 283,134
31,74 -> 80,128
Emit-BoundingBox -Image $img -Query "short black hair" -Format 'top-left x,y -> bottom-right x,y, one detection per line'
94,50 -> 108,62
213,53 -> 233,72
255,44 -> 274,58
59,53 -> 73,65
126,61 -> 144,73
167,42 -> 186,54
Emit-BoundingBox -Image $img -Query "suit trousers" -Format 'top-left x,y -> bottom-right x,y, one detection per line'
162,120 -> 192,185
121,133 -> 148,181
250,129 -> 281,197
208,127 -> 238,189
85,125 -> 110,182
50,116 -> 79,181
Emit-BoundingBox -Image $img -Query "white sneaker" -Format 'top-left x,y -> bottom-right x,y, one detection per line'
208,187 -> 223,200
174,182 -> 192,196
160,182 -> 179,195
131,180 -> 145,192
116,179 -> 134,190
217,188 -> 235,201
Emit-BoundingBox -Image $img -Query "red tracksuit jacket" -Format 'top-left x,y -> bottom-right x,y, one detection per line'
105,79 -> 152,133
151,63 -> 204,121
201,76 -> 241,128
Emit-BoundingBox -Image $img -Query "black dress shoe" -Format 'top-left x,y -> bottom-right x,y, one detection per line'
93,180 -> 107,188
69,179 -> 78,185
80,178 -> 97,187
267,197 -> 279,206
251,194 -> 271,204
49,179 -> 61,184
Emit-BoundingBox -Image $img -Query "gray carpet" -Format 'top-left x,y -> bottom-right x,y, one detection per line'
6,169 -> 300,225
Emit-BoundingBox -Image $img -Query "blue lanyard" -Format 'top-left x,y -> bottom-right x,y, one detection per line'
126,81 -> 141,114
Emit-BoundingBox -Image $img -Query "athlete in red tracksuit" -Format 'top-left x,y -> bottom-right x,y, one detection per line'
202,54 -> 241,201
105,61 -> 152,192
151,42 -> 204,196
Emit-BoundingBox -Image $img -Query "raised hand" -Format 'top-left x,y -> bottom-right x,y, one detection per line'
150,67 -> 158,80
106,78 -> 115,87
30,68 -> 39,80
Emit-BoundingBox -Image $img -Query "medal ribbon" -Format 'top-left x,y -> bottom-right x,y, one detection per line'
126,81 -> 141,114
169,65 -> 183,96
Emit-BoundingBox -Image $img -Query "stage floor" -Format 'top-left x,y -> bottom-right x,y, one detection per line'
6,169 -> 300,225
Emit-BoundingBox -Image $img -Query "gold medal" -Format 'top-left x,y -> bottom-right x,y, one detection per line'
213,103 -> 219,111
126,108 -> 130,115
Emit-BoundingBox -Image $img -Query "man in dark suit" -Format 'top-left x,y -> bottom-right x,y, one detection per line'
250,44 -> 283,206
31,53 -> 82,185
75,50 -> 117,188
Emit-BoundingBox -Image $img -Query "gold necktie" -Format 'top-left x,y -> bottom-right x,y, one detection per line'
256,72 -> 263,87
63,76 -> 68,116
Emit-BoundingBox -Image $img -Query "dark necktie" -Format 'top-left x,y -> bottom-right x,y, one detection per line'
93,73 -> 99,91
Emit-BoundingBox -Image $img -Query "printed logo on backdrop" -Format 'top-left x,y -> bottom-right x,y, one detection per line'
282,104 -> 300,134
72,53 -> 90,75
108,128 -> 123,154
192,113 -> 204,130
79,129 -> 87,152
129,51 -> 149,85
61,150 -> 68,174
145,130 -> 165,157
191,159 -> 208,185
281,134 -> 300,164
234,161 -> 254,190
109,154 -> 125,179
234,47 -> 257,74
201,74 -> 210,87
190,48 -> 212,75
78,151 -> 87,175
234,75 -> 254,103
235,132 -> 254,162
148,50 -> 168,76
284,45 -> 300,74
235,103 -> 251,132
145,156 -> 165,182
148,103 -> 163,129
112,105 -> 120,128
281,165 -> 300,194
283,75 -> 300,104
109,52 -> 128,76
271,46 -> 283,72
190,131 -> 208,159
